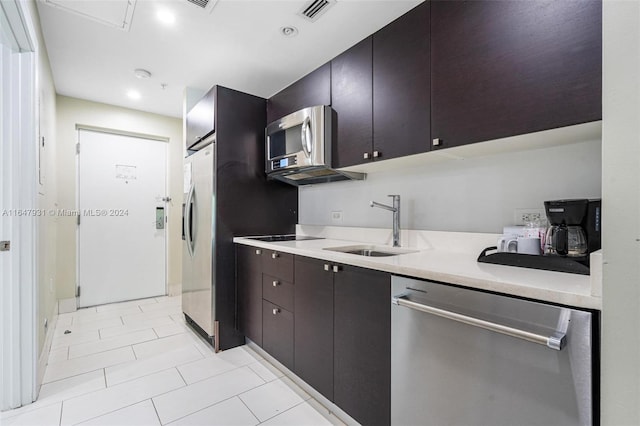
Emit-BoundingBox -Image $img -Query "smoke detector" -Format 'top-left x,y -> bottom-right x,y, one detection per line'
299,0 -> 335,22
134,69 -> 152,79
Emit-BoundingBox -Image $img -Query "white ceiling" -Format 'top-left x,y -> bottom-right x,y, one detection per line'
36,0 -> 423,118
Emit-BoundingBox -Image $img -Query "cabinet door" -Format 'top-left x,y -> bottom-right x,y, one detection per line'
431,0 -> 602,149
294,256 -> 334,400
186,86 -> 215,149
373,1 -> 430,160
262,300 -> 294,370
267,63 -> 331,124
331,37 -> 373,168
236,245 -> 263,345
334,266 -> 391,426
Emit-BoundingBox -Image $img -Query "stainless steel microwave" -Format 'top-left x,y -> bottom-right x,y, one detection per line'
265,105 -> 365,186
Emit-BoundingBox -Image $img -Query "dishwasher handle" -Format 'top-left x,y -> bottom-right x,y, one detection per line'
392,294 -> 566,351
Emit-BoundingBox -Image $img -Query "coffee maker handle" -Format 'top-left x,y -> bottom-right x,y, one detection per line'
557,225 -> 568,256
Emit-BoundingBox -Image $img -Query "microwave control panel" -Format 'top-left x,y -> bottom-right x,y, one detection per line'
271,155 -> 298,171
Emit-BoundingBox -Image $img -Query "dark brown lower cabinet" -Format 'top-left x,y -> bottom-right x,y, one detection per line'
237,245 -> 263,345
262,300 -> 294,370
334,265 -> 391,426
294,256 -> 334,400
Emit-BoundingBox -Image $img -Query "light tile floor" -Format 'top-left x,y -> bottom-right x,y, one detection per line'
1,296 -> 344,426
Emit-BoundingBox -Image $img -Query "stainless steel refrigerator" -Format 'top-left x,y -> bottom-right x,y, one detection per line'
182,86 -> 297,351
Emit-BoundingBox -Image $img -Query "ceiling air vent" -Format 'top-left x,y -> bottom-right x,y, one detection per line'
185,0 -> 220,13
299,0 -> 335,22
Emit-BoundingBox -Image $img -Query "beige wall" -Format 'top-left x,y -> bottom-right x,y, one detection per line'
601,0 -> 640,423
56,96 -> 183,299
24,0 -> 58,365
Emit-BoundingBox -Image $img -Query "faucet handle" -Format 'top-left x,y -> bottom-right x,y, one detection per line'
387,194 -> 400,199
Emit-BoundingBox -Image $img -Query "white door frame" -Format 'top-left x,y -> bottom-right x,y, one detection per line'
74,125 -> 170,305
0,0 -> 39,411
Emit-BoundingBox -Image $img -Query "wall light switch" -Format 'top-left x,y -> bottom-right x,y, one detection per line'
331,211 -> 343,223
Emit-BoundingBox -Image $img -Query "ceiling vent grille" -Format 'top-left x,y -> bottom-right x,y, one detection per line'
187,0 -> 208,8
299,0 -> 335,22
185,0 -> 220,14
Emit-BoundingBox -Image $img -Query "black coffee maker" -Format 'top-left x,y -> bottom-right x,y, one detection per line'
544,199 -> 601,264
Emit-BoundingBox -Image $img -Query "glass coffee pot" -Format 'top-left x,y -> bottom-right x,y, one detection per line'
543,199 -> 589,257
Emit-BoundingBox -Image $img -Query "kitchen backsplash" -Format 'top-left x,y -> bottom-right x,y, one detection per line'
299,138 -> 601,233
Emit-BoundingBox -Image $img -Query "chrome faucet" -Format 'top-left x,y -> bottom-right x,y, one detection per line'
370,195 -> 401,247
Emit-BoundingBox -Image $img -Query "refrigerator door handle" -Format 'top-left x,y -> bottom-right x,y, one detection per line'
392,294 -> 566,350
185,183 -> 195,257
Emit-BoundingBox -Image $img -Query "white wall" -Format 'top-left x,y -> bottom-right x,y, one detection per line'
300,138 -> 601,233
56,96 -> 183,299
601,0 -> 640,423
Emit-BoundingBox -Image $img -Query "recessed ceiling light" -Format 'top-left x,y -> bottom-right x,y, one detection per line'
280,26 -> 299,37
134,69 -> 152,79
157,9 -> 176,25
127,90 -> 141,100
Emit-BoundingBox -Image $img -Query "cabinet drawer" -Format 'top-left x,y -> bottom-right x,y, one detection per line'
263,274 -> 294,312
262,300 -> 294,370
262,251 -> 294,282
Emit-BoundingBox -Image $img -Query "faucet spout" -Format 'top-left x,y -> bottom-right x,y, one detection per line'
370,195 -> 401,247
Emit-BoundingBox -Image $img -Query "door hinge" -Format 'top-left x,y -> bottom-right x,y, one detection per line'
0,241 -> 10,252
77,215 -> 81,226
76,286 -> 80,297
76,143 -> 80,154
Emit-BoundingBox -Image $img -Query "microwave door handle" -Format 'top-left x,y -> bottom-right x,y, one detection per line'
301,117 -> 312,158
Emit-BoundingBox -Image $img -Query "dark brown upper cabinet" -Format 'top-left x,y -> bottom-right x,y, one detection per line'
430,0 -> 602,150
331,37 -> 374,168
266,63 -> 331,124
373,1 -> 431,160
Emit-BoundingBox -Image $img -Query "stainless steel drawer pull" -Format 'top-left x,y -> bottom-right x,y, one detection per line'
392,295 -> 566,350
272,252 -> 279,259
332,265 -> 340,273
255,249 -> 261,255
272,280 -> 279,287
324,264 -> 330,271
272,308 -> 280,315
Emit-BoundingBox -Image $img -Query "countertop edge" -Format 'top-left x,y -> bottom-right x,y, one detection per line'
234,237 -> 602,310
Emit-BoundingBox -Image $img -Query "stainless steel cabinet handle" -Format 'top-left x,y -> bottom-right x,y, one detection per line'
271,252 -> 279,259
332,265 -> 340,273
255,249 -> 262,255
272,308 -> 280,315
272,280 -> 279,287
363,152 -> 370,159
373,150 -> 381,158
392,295 -> 566,350
324,264 -> 330,271
432,138 -> 442,147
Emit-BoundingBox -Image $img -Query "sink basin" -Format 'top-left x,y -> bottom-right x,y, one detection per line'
323,245 -> 419,257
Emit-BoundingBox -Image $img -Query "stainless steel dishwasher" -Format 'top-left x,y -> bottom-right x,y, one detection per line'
391,276 -> 596,426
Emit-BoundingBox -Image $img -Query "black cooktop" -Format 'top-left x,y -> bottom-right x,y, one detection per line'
246,235 -> 323,242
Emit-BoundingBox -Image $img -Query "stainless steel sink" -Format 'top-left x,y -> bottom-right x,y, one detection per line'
323,245 -> 419,257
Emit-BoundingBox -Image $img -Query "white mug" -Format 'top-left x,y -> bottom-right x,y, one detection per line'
517,237 -> 541,255
497,236 -> 518,253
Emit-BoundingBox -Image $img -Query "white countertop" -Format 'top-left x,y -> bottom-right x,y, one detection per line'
233,225 -> 602,310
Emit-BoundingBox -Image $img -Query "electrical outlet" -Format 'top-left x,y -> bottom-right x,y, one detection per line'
514,208 -> 546,225
331,211 -> 343,223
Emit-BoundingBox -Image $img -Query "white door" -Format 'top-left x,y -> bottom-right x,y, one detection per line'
78,129 -> 167,307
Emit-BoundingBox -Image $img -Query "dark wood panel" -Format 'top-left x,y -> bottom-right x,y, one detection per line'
262,274 -> 294,313
236,245 -> 263,346
331,37 -> 373,168
262,251 -> 294,282
215,86 -> 296,350
373,1 -> 431,159
430,0 -> 602,149
294,256 -> 334,401
334,266 -> 391,426
262,300 -> 294,370
185,86 -> 215,149
267,63 -> 331,124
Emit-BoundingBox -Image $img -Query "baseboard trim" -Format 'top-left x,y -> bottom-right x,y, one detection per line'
36,303 -> 58,399
57,297 -> 76,314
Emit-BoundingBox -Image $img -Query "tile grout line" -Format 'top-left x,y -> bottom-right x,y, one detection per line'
256,400 -> 308,425
174,367 -> 188,387
237,395 -> 262,424
65,334 -> 158,362
149,398 -> 163,426
58,400 -> 64,426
